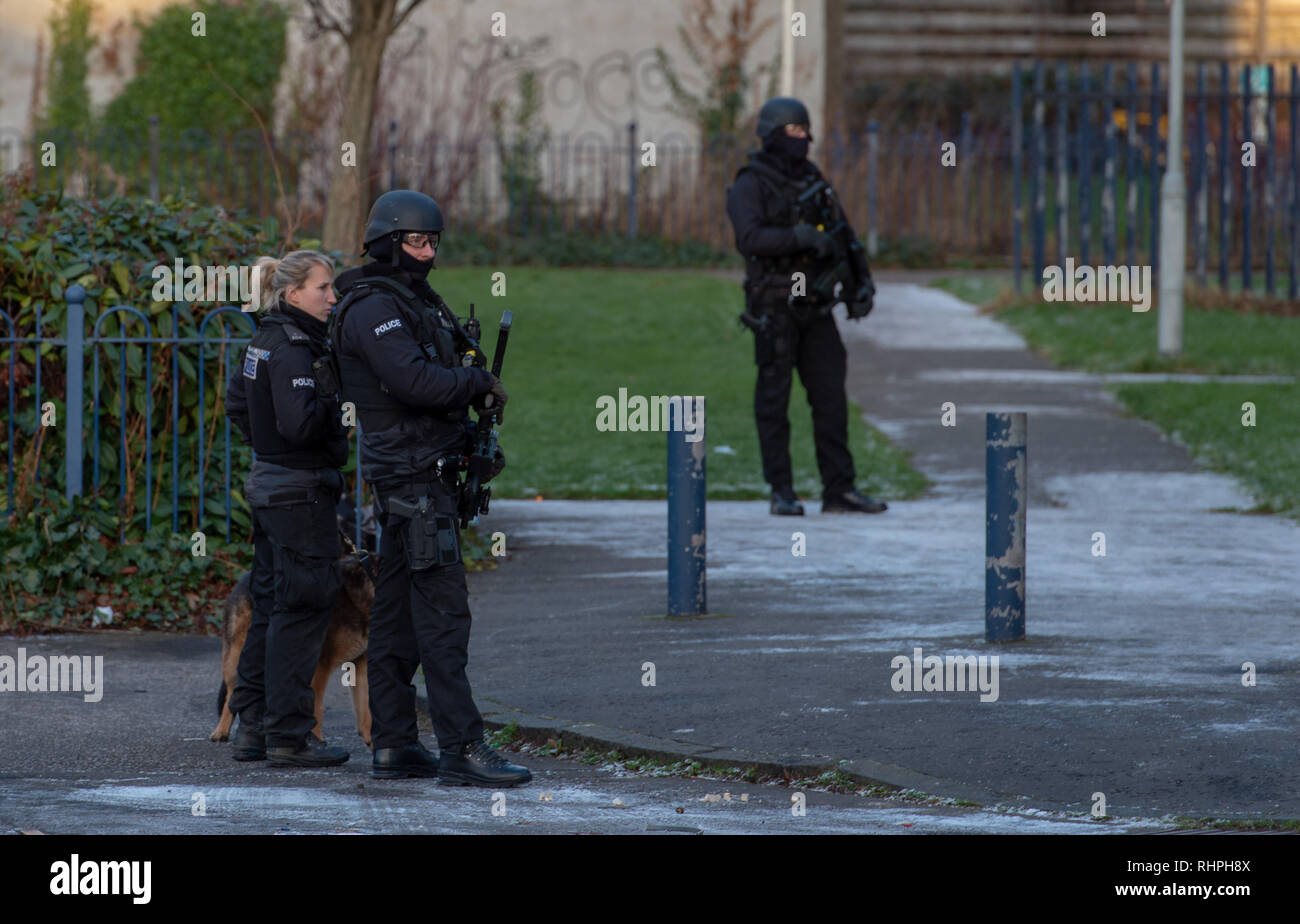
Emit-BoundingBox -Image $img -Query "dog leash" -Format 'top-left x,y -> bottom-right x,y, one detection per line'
338,527 -> 378,585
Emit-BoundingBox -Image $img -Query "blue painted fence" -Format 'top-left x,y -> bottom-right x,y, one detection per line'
1,286 -> 368,549
1012,60 -> 1300,297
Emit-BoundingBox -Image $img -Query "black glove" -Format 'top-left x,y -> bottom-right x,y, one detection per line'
792,223 -> 834,259
847,280 -> 876,320
475,375 -> 509,414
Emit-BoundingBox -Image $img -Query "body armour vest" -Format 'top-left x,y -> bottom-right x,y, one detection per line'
732,151 -> 829,286
242,311 -> 348,469
331,267 -> 480,485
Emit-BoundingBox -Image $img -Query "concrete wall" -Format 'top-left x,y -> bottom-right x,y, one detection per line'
1,0 -> 834,167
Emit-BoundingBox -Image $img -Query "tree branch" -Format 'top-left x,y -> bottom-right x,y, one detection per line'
304,0 -> 349,39
391,0 -> 425,33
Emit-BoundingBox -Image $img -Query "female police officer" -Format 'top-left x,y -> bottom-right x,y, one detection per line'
225,250 -> 351,767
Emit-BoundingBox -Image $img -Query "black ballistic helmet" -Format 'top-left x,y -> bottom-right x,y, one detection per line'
362,189 -> 445,253
756,97 -> 811,140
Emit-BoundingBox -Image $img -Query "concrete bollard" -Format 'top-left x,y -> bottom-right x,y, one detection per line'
985,412 -> 1027,641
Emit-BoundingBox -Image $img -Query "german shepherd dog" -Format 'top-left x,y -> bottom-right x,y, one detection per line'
211,499 -> 378,749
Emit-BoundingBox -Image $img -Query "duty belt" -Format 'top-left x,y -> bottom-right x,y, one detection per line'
372,457 -> 462,511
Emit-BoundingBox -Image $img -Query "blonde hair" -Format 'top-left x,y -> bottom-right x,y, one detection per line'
247,250 -> 333,312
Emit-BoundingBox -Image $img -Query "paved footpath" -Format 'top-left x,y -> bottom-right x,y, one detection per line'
459,278 -> 1300,822
0,636 -> 1164,834
2,277 -> 1295,832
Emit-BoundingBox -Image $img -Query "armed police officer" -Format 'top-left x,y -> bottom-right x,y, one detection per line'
332,189 -> 529,786
726,96 -> 888,517
225,250 -> 351,767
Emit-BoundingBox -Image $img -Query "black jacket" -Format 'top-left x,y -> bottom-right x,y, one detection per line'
227,302 -> 348,504
725,150 -> 870,297
332,261 -> 493,486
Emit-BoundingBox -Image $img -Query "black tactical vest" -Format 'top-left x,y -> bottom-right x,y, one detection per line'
732,152 -> 827,285
331,274 -> 463,433
243,313 -> 345,469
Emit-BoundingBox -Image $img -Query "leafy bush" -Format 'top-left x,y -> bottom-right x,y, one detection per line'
0,490 -> 245,634
873,233 -> 944,269
0,172 -> 307,538
0,489 -> 498,633
490,70 -> 551,227
100,0 -> 286,140
37,0 -> 96,138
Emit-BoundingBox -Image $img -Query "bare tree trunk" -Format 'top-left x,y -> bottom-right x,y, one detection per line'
321,0 -> 400,257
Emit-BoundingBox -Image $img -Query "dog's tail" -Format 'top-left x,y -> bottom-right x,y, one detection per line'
217,679 -> 228,718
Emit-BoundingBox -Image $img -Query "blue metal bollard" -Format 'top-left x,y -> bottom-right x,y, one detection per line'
985,412 -> 1026,642
1011,62 -> 1023,294
667,397 -> 706,616
64,284 -> 86,502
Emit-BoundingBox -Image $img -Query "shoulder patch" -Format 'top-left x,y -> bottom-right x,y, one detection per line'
373,318 -> 403,338
242,346 -> 270,380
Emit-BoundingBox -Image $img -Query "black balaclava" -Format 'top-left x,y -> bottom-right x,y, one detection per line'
762,128 -> 812,170
366,234 -> 436,278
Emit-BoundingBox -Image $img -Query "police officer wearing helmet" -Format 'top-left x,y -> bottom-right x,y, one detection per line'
332,189 -> 528,786
225,250 -> 351,767
725,97 -> 887,517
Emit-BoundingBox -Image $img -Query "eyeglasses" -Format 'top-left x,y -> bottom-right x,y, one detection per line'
401,232 -> 440,249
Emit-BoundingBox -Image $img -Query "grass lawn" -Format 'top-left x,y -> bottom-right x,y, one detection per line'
929,273 -> 1300,518
429,267 -> 928,501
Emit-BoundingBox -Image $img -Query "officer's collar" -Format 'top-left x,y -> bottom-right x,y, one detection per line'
754,147 -> 815,180
336,261 -> 419,293
269,299 -> 329,342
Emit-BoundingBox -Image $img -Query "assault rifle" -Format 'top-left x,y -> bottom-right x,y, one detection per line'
794,179 -> 876,318
455,307 -> 512,529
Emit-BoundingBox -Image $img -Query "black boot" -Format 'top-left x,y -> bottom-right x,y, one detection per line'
770,489 -> 805,516
438,739 -> 532,787
268,736 -> 350,768
372,741 -> 439,779
231,713 -> 266,762
822,488 -> 887,514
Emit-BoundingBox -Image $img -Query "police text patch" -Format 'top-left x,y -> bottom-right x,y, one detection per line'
373,318 -> 402,337
291,376 -> 315,389
242,347 -> 270,380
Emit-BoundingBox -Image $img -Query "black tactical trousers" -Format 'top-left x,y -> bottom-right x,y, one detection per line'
229,500 -> 341,747
751,303 -> 856,497
368,480 -> 483,754
226,513 -> 275,727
